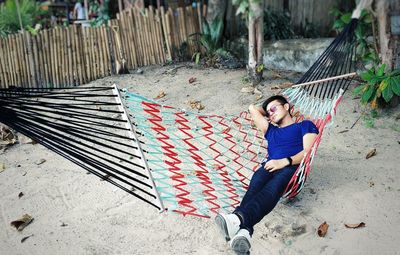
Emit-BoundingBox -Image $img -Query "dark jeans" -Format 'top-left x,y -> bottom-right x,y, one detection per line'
234,162 -> 297,235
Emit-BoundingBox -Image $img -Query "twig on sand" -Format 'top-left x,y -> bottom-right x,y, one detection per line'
350,115 -> 362,129
163,65 -> 186,75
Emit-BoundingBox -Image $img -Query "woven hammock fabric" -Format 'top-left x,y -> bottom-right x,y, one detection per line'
122,88 -> 343,217
123,91 -> 268,217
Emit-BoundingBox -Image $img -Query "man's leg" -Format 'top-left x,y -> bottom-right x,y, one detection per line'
234,165 -> 297,235
215,163 -> 272,241
239,162 -> 273,207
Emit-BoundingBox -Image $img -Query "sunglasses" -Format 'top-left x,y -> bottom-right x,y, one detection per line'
266,104 -> 283,118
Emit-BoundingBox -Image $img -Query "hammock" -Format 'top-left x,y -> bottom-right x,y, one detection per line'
0,6 -> 364,218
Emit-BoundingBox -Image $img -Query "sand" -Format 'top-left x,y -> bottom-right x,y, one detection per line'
1,64 -> 399,255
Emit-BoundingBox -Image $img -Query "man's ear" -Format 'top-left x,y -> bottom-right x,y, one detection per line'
284,103 -> 290,111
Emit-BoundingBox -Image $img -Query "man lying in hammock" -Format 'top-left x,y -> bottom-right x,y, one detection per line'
215,95 -> 319,254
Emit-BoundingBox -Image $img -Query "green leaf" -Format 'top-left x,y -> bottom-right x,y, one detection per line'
392,76 -> 400,96
382,79 -> 394,102
361,85 -> 375,103
333,19 -> 345,29
353,84 -> 366,95
360,70 -> 374,81
236,1 -> 249,15
376,64 -> 386,77
340,13 -> 352,24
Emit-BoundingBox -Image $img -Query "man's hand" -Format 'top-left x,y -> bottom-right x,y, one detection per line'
264,159 -> 289,172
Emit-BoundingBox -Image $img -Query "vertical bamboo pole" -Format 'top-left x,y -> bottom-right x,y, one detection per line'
96,27 -> 104,77
60,28 -> 66,86
0,38 -> 8,88
197,1 -> 202,33
148,6 -> 158,64
49,29 -> 55,87
72,25 -> 82,85
160,8 -> 171,62
117,13 -> 128,69
144,8 -> 156,64
35,33 -> 44,87
54,27 -> 59,87
7,35 -> 15,86
155,9 -> 166,63
45,29 -> 54,87
127,9 -> 138,68
10,35 -> 20,87
133,8 -> 144,66
6,36 -> 14,87
0,38 -> 5,88
168,8 -> 178,52
91,27 -> 97,79
42,30 -> 50,87
14,34 -> 22,87
67,27 -> 73,86
134,10 -> 146,65
83,26 -> 91,82
25,31 -> 37,88
101,25 -> 111,75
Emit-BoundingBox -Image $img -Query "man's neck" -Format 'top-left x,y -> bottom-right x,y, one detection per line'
277,115 -> 295,128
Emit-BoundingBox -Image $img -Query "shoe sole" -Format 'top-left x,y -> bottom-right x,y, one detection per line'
215,214 -> 230,241
231,236 -> 251,255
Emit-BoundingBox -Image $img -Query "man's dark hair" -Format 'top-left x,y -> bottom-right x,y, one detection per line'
262,95 -> 291,115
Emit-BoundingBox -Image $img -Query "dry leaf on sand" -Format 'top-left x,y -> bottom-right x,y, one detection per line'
222,127 -> 231,134
0,163 -> 5,173
366,149 -> 376,159
10,214 -> 34,231
154,91 -> 166,99
344,222 -> 366,229
188,77 -> 196,84
317,221 -> 329,237
241,86 -> 254,93
188,100 -> 205,110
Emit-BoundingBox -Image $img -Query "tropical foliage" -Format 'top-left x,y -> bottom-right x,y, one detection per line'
354,64 -> 400,108
331,8 -> 378,65
0,0 -> 48,37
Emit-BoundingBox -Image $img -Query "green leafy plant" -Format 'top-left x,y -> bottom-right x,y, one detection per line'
330,8 -> 378,65
354,64 -> 400,108
189,18 -> 229,66
263,8 -> 293,40
0,0 -> 48,36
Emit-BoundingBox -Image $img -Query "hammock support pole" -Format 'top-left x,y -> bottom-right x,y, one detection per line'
292,72 -> 357,88
112,84 -> 165,212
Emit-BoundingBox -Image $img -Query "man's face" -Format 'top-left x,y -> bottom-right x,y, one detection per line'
266,100 -> 288,124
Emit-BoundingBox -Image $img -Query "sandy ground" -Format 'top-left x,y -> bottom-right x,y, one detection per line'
1,64 -> 399,255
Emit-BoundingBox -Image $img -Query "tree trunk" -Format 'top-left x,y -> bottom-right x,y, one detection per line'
248,0 -> 264,86
206,0 -> 227,25
376,0 -> 400,71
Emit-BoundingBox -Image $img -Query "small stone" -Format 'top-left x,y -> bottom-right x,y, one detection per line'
136,68 -> 144,74
35,159 -> 46,165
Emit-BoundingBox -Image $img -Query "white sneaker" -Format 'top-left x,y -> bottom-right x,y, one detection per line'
215,213 -> 241,241
230,229 -> 251,255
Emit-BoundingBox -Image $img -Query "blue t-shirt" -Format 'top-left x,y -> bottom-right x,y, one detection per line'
264,120 -> 319,160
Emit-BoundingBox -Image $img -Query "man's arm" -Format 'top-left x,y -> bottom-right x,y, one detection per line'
264,133 -> 318,172
249,104 -> 269,134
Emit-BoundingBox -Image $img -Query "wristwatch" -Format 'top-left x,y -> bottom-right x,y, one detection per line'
286,157 -> 293,166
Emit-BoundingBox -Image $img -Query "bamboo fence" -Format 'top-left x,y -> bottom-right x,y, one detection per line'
0,5 -> 202,89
